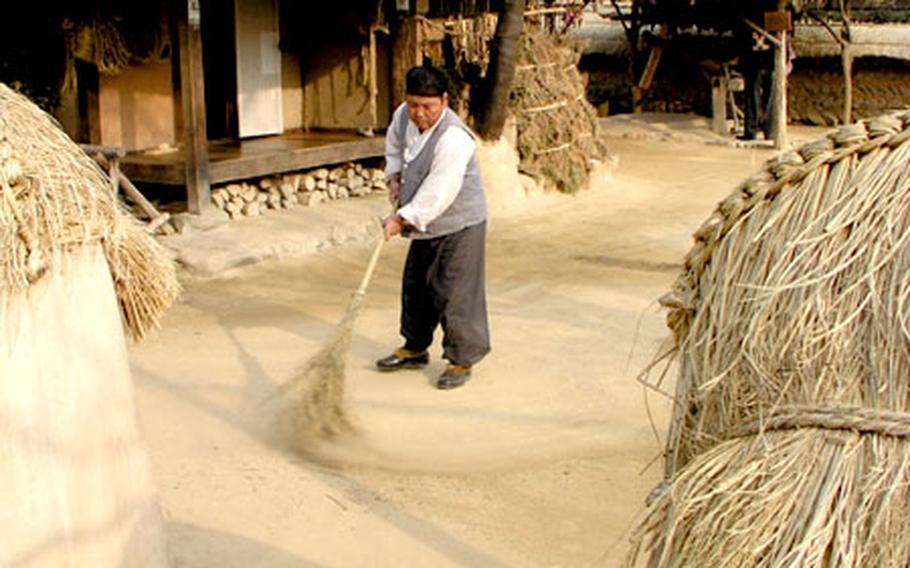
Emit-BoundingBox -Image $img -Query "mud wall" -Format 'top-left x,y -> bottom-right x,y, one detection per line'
582,52 -> 910,125
282,51 -> 303,130
789,57 -> 910,125
99,61 -> 176,151
280,0 -> 392,131
301,42 -> 391,131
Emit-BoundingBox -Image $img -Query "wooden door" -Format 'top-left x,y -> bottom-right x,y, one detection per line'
234,0 -> 283,137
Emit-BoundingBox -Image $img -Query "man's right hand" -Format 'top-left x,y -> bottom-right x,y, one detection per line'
388,176 -> 401,205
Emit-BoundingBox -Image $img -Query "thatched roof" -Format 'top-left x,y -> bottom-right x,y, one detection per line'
635,0 -> 910,28
0,83 -> 178,340
575,13 -> 910,61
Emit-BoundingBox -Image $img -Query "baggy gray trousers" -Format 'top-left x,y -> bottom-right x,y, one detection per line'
400,221 -> 491,366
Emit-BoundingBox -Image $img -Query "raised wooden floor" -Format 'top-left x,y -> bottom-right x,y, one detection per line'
120,130 -> 385,186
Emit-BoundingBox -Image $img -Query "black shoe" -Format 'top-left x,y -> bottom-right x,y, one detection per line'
436,364 -> 471,390
376,348 -> 429,372
737,132 -> 757,141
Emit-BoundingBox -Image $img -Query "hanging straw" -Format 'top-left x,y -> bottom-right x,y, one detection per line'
0,83 -> 178,341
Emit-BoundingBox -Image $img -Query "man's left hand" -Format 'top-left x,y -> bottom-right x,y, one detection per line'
383,214 -> 406,241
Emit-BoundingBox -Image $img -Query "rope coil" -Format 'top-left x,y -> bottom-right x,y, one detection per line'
730,405 -> 910,439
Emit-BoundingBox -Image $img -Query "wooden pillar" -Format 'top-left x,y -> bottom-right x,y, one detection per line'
842,47 -> 853,124
769,4 -> 789,149
175,0 -> 211,214
391,15 -> 422,107
711,76 -> 728,135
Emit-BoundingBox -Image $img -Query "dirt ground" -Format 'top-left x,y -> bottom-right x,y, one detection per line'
128,121 -> 799,567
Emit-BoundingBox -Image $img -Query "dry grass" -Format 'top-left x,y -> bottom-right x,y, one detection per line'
629,111 -> 910,567
510,27 -> 606,193
0,83 -> 178,341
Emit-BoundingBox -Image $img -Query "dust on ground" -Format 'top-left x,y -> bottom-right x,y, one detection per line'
129,117 -> 812,567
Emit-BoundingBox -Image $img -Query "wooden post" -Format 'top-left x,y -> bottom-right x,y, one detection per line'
840,0 -> 854,124
805,9 -> 852,124
633,24 -> 667,113
176,0 -> 211,214
391,16 -> 421,108
711,76 -> 728,134
769,5 -> 789,149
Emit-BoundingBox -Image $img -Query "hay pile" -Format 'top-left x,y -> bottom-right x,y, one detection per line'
629,110 -> 910,567
0,82 -> 178,340
1,83 -> 177,566
509,27 -> 606,193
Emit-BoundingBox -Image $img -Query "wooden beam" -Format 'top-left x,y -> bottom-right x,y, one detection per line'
176,0 -> 211,214
743,18 -> 782,48
633,24 -> 668,113
638,46 -> 662,91
119,137 -> 386,186
209,138 -> 385,183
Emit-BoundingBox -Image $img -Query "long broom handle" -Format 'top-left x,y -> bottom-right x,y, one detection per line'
354,232 -> 385,298
354,200 -> 400,298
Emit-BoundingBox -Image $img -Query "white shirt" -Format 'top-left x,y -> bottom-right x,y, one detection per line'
384,104 -> 477,232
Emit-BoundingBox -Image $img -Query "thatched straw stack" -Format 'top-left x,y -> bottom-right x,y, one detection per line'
0,83 -> 176,566
628,110 -> 910,567
510,27 -> 606,193
0,83 -> 178,341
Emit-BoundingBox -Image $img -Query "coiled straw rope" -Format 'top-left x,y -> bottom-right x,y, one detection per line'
629,109 -> 910,568
729,405 -> 910,439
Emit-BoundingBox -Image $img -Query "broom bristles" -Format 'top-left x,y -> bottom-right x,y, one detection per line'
280,296 -> 366,442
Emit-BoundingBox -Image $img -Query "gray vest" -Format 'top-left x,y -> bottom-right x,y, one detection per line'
397,108 -> 487,239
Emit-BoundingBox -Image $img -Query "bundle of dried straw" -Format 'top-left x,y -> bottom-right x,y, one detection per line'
0,83 -> 178,340
629,110 -> 910,567
510,27 -> 606,193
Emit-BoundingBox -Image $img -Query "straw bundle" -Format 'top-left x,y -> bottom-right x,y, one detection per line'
510,27 -> 606,193
0,82 -> 178,340
0,83 -> 175,566
629,110 -> 910,567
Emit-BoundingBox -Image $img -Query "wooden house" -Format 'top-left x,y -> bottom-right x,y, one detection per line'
0,0 -> 501,215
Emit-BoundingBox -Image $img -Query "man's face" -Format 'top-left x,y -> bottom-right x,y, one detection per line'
406,94 -> 447,132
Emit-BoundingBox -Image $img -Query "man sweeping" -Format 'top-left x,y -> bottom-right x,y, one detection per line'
377,64 -> 490,390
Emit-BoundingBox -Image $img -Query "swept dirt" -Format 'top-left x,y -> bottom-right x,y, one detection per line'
129,123 -> 789,567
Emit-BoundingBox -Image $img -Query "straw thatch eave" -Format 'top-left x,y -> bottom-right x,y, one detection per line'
0,83 -> 178,340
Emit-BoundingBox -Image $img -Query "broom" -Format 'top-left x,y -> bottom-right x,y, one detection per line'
282,226 -> 387,440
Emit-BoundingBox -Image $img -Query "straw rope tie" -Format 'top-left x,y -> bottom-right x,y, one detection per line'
730,405 -> 910,439
521,93 -> 586,114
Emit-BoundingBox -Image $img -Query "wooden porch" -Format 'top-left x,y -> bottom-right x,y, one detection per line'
120,130 -> 386,187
